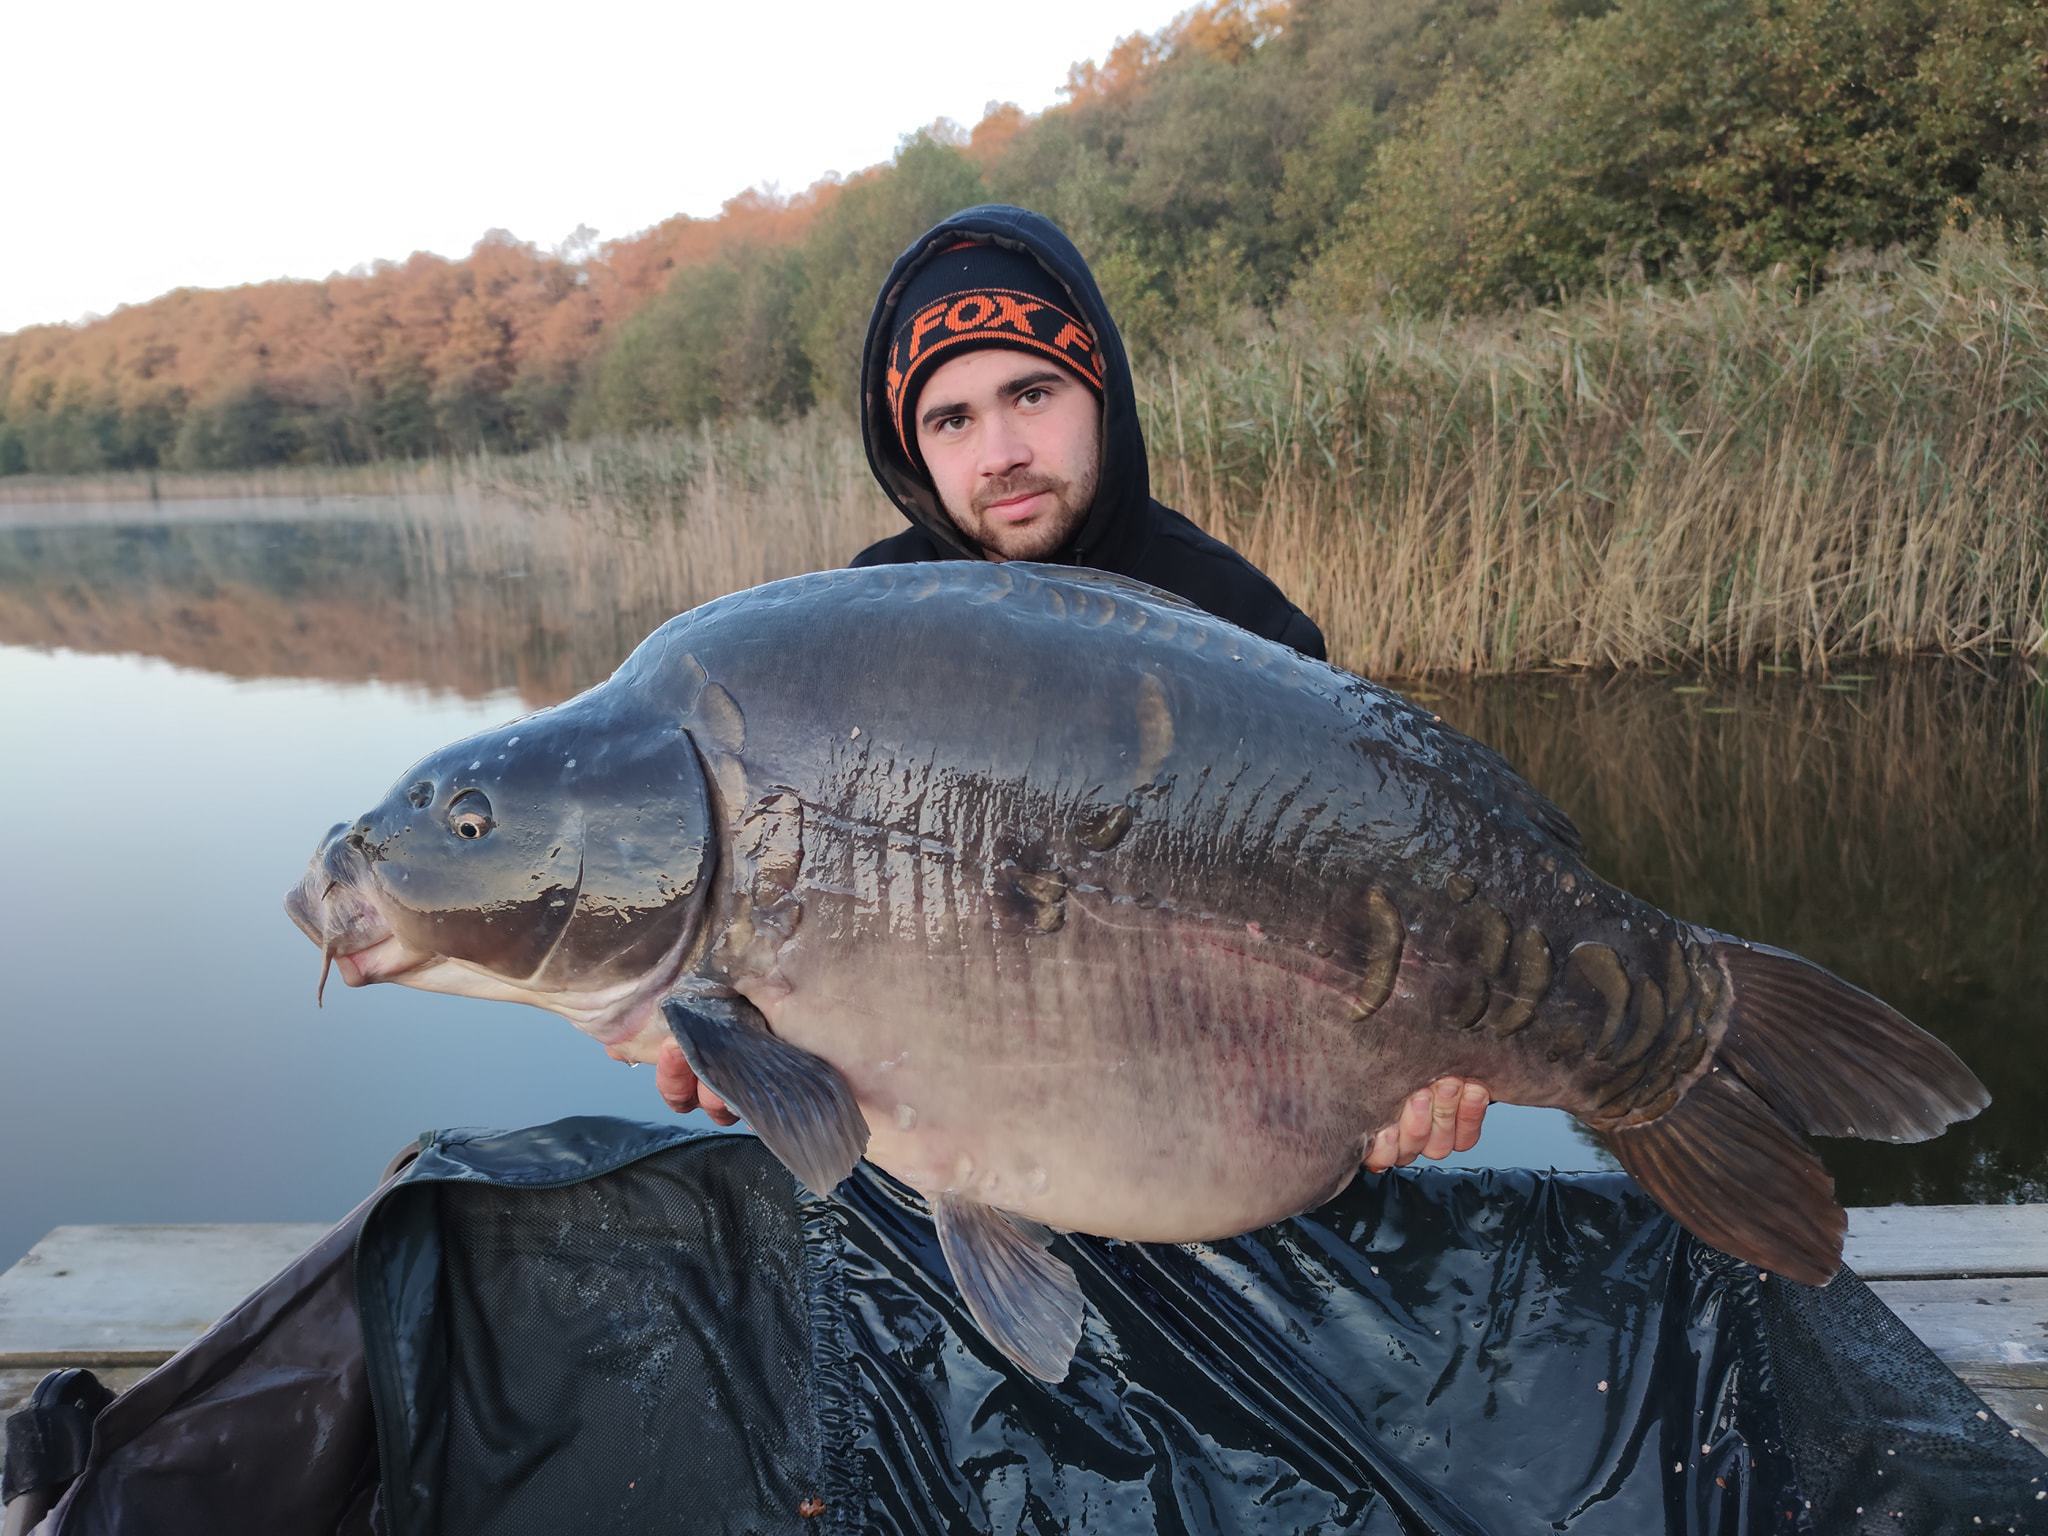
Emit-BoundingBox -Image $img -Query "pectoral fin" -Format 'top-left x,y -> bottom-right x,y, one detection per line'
661,993 -> 868,1197
934,1193 -> 1084,1382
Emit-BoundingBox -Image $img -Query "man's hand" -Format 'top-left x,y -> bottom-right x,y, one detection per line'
1364,1078 -> 1489,1171
655,1037 -> 738,1126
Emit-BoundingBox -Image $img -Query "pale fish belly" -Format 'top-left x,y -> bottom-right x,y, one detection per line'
744,915 -> 1384,1243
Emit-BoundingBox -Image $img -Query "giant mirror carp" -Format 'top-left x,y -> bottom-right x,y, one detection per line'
286,563 -> 1988,1382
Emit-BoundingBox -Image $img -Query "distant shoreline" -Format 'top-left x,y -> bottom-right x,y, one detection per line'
0,490 -> 459,530
0,460 -> 452,512
5,364 -> 2044,677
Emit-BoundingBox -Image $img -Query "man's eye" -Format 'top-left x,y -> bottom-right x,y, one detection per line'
1019,388 -> 1048,406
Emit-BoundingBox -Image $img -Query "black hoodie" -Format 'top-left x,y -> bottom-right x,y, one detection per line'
851,205 -> 1327,661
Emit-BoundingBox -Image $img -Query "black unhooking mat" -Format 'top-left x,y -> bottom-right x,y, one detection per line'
15,1117 -> 2047,1534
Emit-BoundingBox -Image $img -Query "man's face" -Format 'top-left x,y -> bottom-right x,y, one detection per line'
911,348 -> 1101,563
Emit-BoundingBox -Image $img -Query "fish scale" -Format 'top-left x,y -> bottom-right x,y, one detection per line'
287,560 -> 1989,1382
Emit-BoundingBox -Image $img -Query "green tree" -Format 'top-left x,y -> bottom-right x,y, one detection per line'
795,131 -> 987,411
582,244 -> 811,432
371,366 -> 436,460
1311,0 -> 2048,312
171,386 -> 302,470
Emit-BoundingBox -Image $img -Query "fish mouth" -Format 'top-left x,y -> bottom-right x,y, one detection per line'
284,833 -> 427,1002
327,932 -> 430,989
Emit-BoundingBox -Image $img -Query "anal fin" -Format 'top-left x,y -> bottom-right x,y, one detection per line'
1603,1062 -> 1843,1284
662,993 -> 868,1197
934,1194 -> 1084,1383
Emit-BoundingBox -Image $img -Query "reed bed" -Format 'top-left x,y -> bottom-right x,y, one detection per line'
477,415 -> 898,607
21,230 -> 2033,677
1154,230 -> 2048,675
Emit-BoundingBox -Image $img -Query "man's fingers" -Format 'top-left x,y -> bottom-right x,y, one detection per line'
1362,1124 -> 1400,1173
654,1039 -> 701,1114
1421,1078 -> 1463,1160
1366,1085 -> 1460,1172
1397,1088 -> 1433,1163
653,1040 -> 740,1125
1453,1081 -> 1489,1153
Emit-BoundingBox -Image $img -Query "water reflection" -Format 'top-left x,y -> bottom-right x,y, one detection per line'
0,484 -> 876,704
0,500 -> 2038,1259
0,646 -> 665,1272
1427,667 -> 2047,1205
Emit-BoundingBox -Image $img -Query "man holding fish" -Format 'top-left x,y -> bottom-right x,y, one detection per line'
649,205 -> 1496,1177
287,207 -> 1983,1383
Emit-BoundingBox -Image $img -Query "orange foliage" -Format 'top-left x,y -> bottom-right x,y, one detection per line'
1060,0 -> 1285,108
967,102 -> 1031,164
0,180 -> 843,448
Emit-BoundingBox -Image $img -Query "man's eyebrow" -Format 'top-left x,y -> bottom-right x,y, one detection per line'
997,369 -> 1067,400
919,398 -> 970,430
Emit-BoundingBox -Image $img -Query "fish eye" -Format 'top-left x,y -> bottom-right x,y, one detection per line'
448,790 -> 495,840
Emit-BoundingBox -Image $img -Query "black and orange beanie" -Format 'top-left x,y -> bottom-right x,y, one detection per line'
884,240 -> 1104,462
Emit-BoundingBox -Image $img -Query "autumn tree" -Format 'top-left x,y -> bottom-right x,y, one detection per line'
582,245 -> 811,433
794,131 -> 988,412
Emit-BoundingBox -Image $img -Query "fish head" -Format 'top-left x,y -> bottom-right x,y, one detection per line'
285,693 -> 716,1054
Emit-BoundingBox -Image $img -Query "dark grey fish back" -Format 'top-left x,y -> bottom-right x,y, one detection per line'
640,563 -> 1576,895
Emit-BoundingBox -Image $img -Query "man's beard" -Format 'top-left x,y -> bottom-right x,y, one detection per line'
968,458 -> 1100,562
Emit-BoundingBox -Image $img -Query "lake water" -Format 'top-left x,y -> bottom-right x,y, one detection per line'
0,496 -> 2041,1268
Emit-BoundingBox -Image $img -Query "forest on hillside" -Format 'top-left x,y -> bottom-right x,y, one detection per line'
3,0 -> 2043,476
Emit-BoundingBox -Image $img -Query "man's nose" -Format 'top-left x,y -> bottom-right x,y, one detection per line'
977,412 -> 1031,477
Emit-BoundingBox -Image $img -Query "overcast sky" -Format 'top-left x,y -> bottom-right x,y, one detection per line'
1,0 -> 1192,336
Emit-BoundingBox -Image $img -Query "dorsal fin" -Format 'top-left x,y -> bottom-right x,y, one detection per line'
1004,561 -> 1207,615
1408,707 -> 1586,856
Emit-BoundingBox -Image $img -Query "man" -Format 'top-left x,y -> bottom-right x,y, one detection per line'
850,205 -> 1326,658
658,204 -> 1488,1172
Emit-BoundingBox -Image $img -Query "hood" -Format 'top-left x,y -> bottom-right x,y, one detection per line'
858,204 -> 1150,567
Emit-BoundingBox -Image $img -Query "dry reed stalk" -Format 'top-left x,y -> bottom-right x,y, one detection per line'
446,417 -> 898,620
1146,231 -> 2048,675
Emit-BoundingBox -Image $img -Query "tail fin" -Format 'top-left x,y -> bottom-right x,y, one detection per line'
1602,938 -> 1989,1285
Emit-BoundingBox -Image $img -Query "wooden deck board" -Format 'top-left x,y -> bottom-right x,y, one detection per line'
1845,1204 -> 2048,1280
1978,1389 -> 2048,1451
1866,1277 -> 2048,1378
0,1223 -> 327,1366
